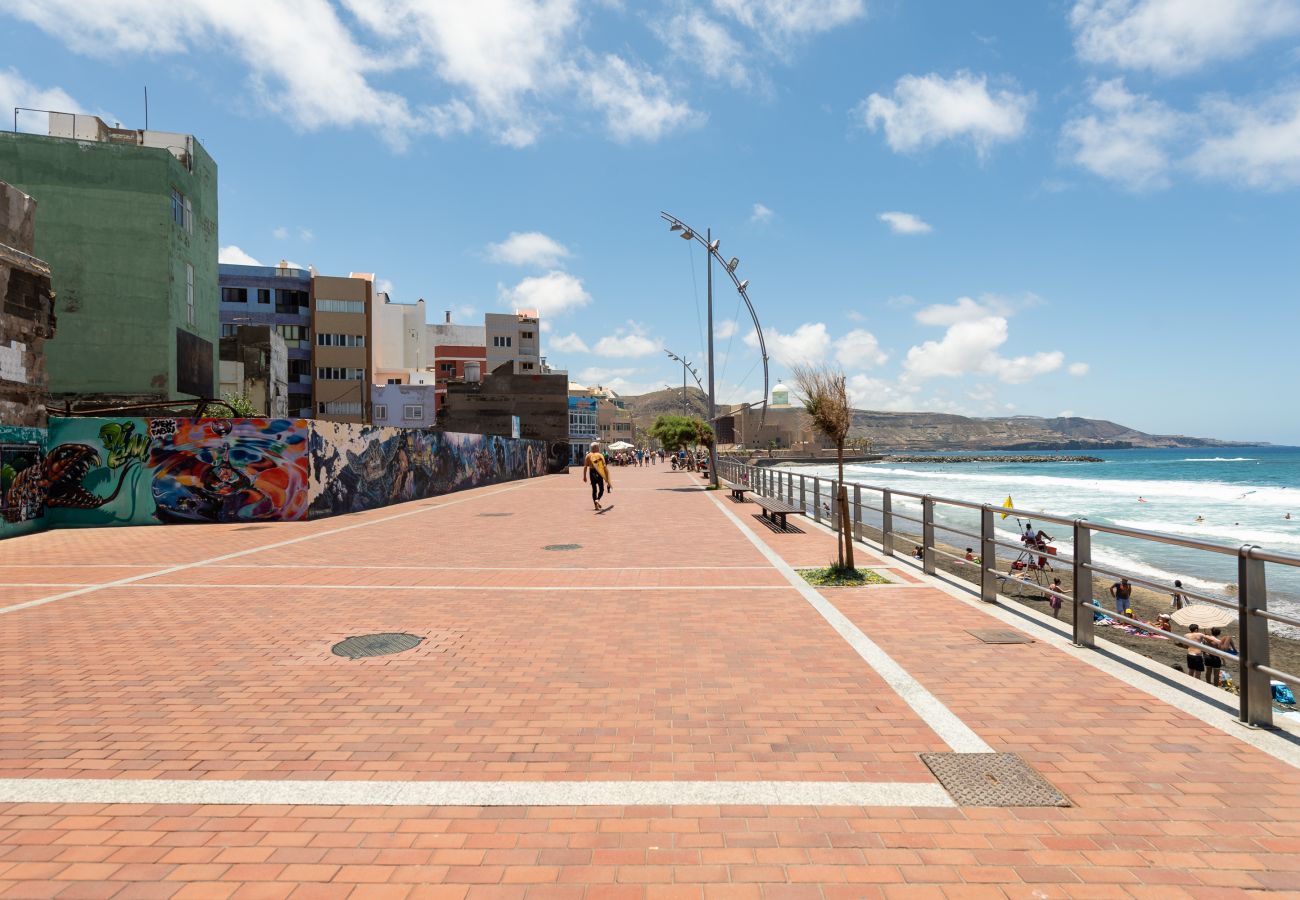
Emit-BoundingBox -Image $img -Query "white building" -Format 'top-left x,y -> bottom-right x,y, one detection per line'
371,293 -> 431,383
371,383 -> 437,428
485,312 -> 541,375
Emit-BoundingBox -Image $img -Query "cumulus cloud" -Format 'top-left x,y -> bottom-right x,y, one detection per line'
1061,78 -> 1186,190
593,323 -> 658,357
744,323 -> 887,371
835,329 -> 888,369
860,71 -> 1033,156
272,226 -> 289,240
657,10 -> 751,88
0,68 -> 83,133
1068,362 -> 1091,376
846,375 -> 921,412
498,270 -> 591,317
1070,0 -> 1300,76
548,332 -> 589,354
218,245 -> 262,266
903,315 -> 1065,384
750,203 -> 775,223
487,231 -> 571,267
1189,90 -> 1300,189
715,319 -> 740,340
914,295 -> 1010,326
713,0 -> 867,41
878,211 -> 932,234
581,54 -> 702,142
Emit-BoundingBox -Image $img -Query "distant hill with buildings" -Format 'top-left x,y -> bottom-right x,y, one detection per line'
618,389 -> 1262,450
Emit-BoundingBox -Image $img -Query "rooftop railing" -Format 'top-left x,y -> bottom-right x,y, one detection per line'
719,458 -> 1300,729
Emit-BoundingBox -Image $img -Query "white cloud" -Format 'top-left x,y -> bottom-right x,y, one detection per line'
1068,362 -> 1091,376
903,315 -> 1065,384
593,323 -> 659,358
581,54 -> 702,142
578,366 -> 637,382
1070,0 -> 1300,76
1061,78 -> 1186,190
846,375 -> 921,412
745,322 -> 831,368
860,71 -> 1033,156
1189,90 -> 1300,189
657,11 -> 751,88
548,332 -> 589,354
715,319 -> 740,340
487,231 -> 571,267
498,270 -> 591,317
1058,410 -> 1077,417
218,245 -> 262,266
878,211 -> 933,234
834,329 -> 888,369
272,226 -> 289,240
713,0 -> 867,40
376,278 -> 394,296
914,296 -> 1006,326
750,203 -> 775,223
0,68 -> 82,133
299,227 -> 314,242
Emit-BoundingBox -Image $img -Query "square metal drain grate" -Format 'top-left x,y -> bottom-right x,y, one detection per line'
966,629 -> 1033,644
920,752 -> 1069,807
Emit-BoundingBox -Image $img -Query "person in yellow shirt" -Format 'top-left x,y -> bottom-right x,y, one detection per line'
582,441 -> 612,510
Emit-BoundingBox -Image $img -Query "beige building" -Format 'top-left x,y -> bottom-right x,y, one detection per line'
720,383 -> 819,449
311,272 -> 373,423
485,312 -> 541,375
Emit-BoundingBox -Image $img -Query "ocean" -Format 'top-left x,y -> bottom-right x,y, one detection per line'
805,446 -> 1300,635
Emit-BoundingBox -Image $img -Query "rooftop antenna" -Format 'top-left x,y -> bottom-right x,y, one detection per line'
144,86 -> 148,130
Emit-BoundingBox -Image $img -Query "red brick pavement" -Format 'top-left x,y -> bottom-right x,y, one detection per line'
0,465 -> 1298,896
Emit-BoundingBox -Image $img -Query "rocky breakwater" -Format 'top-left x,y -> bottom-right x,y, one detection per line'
884,454 -> 1104,464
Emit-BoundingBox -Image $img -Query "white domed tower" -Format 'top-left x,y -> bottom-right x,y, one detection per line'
771,383 -> 790,407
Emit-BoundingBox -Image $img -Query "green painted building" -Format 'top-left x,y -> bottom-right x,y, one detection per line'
0,115 -> 218,402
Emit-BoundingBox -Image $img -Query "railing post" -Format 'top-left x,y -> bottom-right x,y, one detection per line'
786,471 -> 793,505
830,481 -> 840,529
799,474 -> 806,515
1073,521 -> 1094,648
852,484 -> 863,541
813,477 -> 821,523
921,495 -> 936,575
882,489 -> 894,556
980,505 -> 997,602
1238,546 -> 1273,729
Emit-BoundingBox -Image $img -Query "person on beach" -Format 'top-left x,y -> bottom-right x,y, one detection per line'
1110,577 -> 1132,616
1202,628 -> 1227,684
1171,579 -> 1188,610
582,441 -> 612,511
965,548 -> 975,561
1048,577 -> 1066,619
1211,627 -> 1238,656
1184,624 -> 1208,682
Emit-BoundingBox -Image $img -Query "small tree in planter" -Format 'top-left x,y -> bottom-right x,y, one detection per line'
791,364 -> 855,572
648,414 -> 714,470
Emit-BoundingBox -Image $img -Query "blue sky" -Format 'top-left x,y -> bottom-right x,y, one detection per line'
2,0 -> 1299,443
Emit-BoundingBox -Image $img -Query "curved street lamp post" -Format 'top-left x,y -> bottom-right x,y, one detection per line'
659,212 -> 769,488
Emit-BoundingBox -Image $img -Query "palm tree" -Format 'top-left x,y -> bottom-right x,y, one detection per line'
791,364 -> 855,570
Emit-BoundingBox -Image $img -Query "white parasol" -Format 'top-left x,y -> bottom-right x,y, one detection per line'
1170,603 -> 1236,629
608,441 -> 635,451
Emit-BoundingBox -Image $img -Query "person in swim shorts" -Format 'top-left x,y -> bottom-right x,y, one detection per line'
582,441 -> 612,510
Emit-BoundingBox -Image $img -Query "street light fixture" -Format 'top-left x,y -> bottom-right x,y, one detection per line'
659,211 -> 770,488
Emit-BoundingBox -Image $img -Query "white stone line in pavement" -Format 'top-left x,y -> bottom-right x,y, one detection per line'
706,492 -> 993,755
0,482 -> 530,617
0,778 -> 954,808
204,564 -> 778,571
49,583 -> 793,592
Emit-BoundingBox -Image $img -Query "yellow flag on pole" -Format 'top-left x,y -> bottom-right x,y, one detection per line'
1000,495 -> 1014,519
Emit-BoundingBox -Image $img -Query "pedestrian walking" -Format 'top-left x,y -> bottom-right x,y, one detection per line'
582,441 -> 612,511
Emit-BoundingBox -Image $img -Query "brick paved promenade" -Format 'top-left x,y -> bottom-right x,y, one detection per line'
2,464 -> 1299,897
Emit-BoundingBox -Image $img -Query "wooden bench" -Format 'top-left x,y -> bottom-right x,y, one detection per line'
719,478 -> 752,502
752,494 -> 802,530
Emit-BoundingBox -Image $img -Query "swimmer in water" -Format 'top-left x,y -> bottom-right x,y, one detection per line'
1287,513 -> 1293,520
1194,515 -> 1204,523
1138,496 -> 1147,503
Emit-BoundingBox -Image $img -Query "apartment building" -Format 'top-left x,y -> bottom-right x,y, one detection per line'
219,262 -> 312,416
428,312 -> 486,411
311,272 -> 373,423
485,312 -> 541,375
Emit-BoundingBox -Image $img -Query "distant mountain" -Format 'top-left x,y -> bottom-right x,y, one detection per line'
617,390 -> 1263,450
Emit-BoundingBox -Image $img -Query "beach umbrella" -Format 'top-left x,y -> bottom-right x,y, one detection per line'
608,441 -> 635,451
1170,604 -> 1236,629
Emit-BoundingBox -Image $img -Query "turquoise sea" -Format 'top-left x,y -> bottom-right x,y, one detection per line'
809,446 -> 1300,634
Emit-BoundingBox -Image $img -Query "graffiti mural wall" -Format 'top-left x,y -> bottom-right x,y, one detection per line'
308,423 -> 548,518
0,425 -> 49,539
44,417 -> 311,528
0,417 -> 547,539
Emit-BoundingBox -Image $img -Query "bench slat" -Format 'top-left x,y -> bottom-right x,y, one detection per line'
752,496 -> 801,514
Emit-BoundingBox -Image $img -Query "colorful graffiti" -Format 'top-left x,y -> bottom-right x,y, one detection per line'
0,425 -> 48,538
308,423 -> 547,518
0,417 -> 548,539
46,417 -> 311,527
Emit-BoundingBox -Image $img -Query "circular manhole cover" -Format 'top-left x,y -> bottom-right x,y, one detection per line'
544,543 -> 582,551
331,633 -> 423,659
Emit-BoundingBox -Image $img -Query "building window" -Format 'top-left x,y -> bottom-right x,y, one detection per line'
315,333 -> 365,347
438,362 -> 456,374
521,362 -> 534,371
171,188 -> 190,230
221,323 -> 238,337
183,195 -> 192,233
316,298 -> 365,314
277,289 -> 308,314
492,335 -> 513,348
374,404 -> 388,420
185,264 -> 194,325
521,331 -> 534,339
387,378 -> 401,385
403,405 -> 424,420
316,367 -> 364,380
257,289 -> 271,304
221,287 -> 247,303
317,401 -> 362,416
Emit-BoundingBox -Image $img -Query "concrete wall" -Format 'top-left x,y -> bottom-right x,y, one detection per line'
0,417 -> 546,538
439,362 -> 569,471
0,131 -> 218,401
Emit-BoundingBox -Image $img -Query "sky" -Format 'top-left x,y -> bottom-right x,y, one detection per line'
2,0 -> 1299,443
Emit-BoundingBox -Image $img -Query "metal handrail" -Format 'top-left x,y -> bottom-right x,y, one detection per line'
718,456 -> 1300,728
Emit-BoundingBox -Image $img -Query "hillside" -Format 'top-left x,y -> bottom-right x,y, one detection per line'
618,390 -> 1262,450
